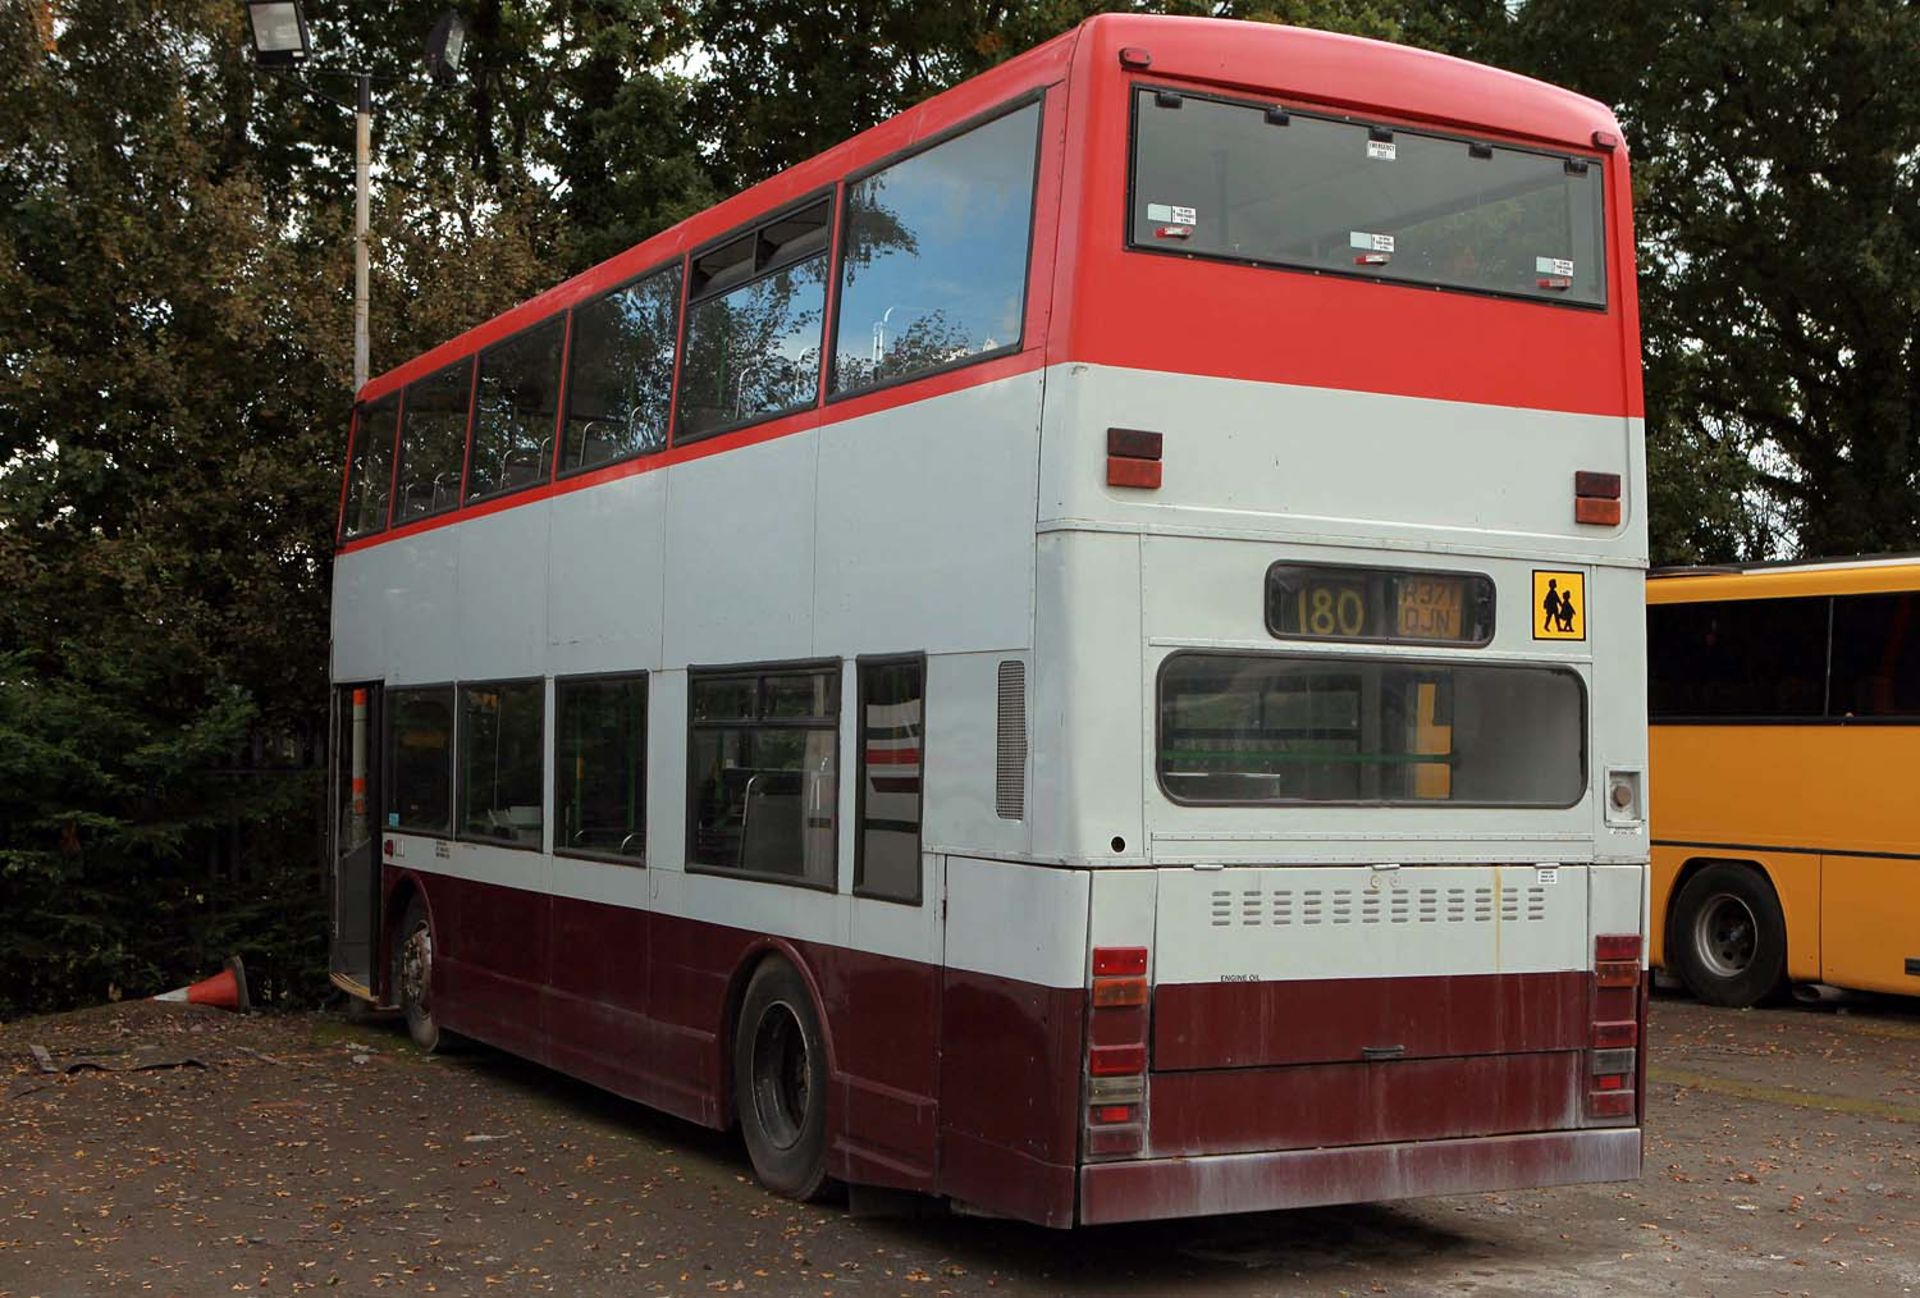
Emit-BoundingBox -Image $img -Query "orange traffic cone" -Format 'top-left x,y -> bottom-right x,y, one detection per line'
153,956 -> 251,1012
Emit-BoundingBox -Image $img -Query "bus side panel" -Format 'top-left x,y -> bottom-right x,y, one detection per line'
1820,855 -> 1920,996
825,944 -> 942,1191
937,856 -> 1089,1227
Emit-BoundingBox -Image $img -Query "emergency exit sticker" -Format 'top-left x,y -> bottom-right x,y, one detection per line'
1532,570 -> 1587,641
1366,139 -> 1397,160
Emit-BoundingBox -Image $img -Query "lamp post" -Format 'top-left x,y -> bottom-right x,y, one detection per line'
244,2 -> 467,393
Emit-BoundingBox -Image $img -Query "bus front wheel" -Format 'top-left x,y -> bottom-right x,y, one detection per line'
1671,863 -> 1787,1008
394,895 -> 452,1053
733,958 -> 830,1201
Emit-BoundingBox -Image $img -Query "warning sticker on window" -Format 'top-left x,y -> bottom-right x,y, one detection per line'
1146,202 -> 1197,226
1366,139 -> 1397,161
1349,232 -> 1395,253
1535,256 -> 1576,277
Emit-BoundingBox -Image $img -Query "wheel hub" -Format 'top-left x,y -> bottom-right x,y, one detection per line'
1693,893 -> 1757,978
401,922 -> 432,1014
750,1001 -> 810,1151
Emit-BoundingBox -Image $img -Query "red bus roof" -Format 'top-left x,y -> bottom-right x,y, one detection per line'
356,14 -> 1623,406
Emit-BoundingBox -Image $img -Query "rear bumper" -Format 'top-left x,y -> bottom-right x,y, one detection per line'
1077,1127 -> 1640,1225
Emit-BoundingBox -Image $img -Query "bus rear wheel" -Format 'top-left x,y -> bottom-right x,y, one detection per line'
1671,863 -> 1787,1008
394,895 -> 452,1053
733,958 -> 830,1201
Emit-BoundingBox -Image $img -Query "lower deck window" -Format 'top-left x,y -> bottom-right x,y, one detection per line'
688,664 -> 839,885
458,681 -> 545,847
556,675 -> 647,860
388,687 -> 454,833
855,658 -> 925,904
1158,653 -> 1585,806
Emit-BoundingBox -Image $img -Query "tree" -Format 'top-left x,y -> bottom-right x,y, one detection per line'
1497,0 -> 1920,561
0,0 -> 711,1015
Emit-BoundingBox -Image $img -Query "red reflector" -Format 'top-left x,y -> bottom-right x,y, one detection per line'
1594,1073 -> 1627,1091
1092,976 -> 1148,1008
1092,946 -> 1148,976
383,839 -> 394,857
1089,1044 -> 1146,1076
1091,1104 -> 1135,1125
1107,456 -> 1162,489
1575,471 -> 1623,500
1592,1020 -> 1638,1049
1588,1090 -> 1634,1118
1595,933 -> 1641,961
1107,428 -> 1163,461
1575,496 -> 1622,526
1087,1125 -> 1143,1155
1595,960 -> 1639,988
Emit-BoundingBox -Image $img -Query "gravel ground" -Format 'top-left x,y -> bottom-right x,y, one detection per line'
1,991 -> 1914,1297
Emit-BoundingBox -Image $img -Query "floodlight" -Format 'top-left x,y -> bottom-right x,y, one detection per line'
245,0 -> 310,66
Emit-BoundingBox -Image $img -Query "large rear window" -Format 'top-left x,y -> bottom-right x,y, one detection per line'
1158,653 -> 1586,807
1130,87 -> 1606,307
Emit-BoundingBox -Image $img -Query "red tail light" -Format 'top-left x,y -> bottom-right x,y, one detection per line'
1089,1044 -> 1146,1076
1091,976 -> 1148,1008
1587,933 -> 1643,1122
1093,947 -> 1147,976
1086,945 -> 1151,1156
1595,934 -> 1641,961
1592,1020 -> 1638,1049
1594,960 -> 1639,988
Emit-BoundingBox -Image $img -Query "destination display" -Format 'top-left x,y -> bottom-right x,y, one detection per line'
1266,563 -> 1495,646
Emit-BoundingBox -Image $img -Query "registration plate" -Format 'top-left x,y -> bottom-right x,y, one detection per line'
1396,576 -> 1464,641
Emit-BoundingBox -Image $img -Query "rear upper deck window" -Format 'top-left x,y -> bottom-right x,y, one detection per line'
1130,88 -> 1606,307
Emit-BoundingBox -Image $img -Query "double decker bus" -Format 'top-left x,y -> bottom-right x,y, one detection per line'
1648,557 -> 1920,1007
327,15 -> 1650,1226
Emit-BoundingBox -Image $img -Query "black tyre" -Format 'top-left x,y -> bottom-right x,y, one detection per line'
733,958 -> 830,1201
1670,863 -> 1787,1008
394,895 -> 451,1052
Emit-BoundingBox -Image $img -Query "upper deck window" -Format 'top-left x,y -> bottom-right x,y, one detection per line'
342,393 -> 398,539
1130,88 -> 1606,307
831,101 -> 1041,395
677,200 -> 831,441
395,360 -> 473,521
469,317 -> 566,502
561,265 -> 682,472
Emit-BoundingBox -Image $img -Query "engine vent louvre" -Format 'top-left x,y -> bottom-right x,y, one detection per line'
994,660 -> 1026,820
1212,881 -> 1558,929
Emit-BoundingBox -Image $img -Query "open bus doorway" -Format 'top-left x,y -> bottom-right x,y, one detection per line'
329,682 -> 383,999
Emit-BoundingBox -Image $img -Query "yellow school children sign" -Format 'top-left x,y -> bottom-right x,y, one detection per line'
1533,570 -> 1586,640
